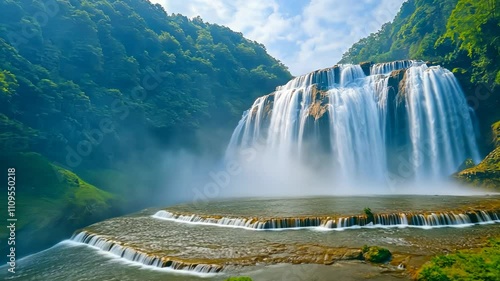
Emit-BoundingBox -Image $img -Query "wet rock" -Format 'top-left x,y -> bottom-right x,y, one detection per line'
307,86 -> 329,120
359,61 -> 373,76
425,61 -> 442,67
323,254 -> 335,265
342,249 -> 363,260
387,69 -> 407,105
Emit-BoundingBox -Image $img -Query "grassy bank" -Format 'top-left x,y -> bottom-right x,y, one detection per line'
417,238 -> 500,280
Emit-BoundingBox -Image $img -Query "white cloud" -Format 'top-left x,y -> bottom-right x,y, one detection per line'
149,0 -> 405,76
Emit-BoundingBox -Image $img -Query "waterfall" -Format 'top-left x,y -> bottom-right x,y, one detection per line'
71,231 -> 222,274
370,60 -> 418,75
152,209 -> 500,230
226,61 -> 480,186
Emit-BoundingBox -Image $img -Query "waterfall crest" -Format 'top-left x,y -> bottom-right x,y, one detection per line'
152,209 -> 500,230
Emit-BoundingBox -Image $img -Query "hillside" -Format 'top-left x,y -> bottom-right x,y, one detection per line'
0,0 -> 292,165
0,152 -> 117,260
456,121 -> 500,189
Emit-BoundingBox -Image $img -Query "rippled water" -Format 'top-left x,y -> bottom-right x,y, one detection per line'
1,196 -> 499,280
167,195 -> 500,217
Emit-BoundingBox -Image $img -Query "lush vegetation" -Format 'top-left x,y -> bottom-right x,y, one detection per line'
363,207 -> 374,223
0,0 -> 291,259
417,238 -> 500,281
456,120 -> 500,189
361,245 -> 392,263
0,0 -> 291,164
0,152 -> 117,258
340,0 -> 499,86
340,0 -> 500,155
225,277 -> 253,281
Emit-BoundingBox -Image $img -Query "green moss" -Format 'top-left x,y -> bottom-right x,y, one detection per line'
417,238 -> 500,281
456,158 -> 476,172
361,245 -> 391,263
456,121 -> 500,189
493,121 -> 500,148
78,169 -> 131,200
456,146 -> 500,189
225,277 -> 253,281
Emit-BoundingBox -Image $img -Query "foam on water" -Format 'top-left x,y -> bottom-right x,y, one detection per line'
69,232 -> 222,276
152,209 -> 500,231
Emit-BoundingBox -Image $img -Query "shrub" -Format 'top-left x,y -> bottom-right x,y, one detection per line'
225,277 -> 253,281
363,207 -> 374,223
361,245 -> 392,263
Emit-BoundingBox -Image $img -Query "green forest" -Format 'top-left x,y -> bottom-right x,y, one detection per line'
0,0 -> 291,257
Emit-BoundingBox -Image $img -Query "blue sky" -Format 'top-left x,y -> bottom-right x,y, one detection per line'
149,0 -> 406,76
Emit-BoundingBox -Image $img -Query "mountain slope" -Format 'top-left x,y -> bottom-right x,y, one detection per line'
339,0 -> 458,64
0,0 -> 292,167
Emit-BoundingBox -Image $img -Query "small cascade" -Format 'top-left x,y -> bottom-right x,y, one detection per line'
370,60 -> 419,75
71,231 -> 223,274
152,209 -> 500,231
152,210 -> 322,229
339,64 -> 365,86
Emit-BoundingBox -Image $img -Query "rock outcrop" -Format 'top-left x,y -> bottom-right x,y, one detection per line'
456,121 -> 500,189
359,61 -> 373,76
308,86 -> 329,120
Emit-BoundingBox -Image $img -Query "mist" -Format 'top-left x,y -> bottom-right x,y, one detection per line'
148,144 -> 494,210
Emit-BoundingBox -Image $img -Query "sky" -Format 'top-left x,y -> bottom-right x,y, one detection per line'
149,0 -> 406,76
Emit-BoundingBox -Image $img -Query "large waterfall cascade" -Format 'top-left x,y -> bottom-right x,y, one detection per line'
226,60 -> 481,184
